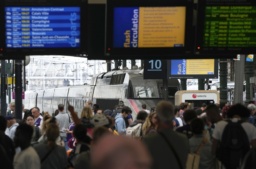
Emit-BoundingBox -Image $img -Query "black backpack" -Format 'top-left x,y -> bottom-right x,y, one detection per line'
216,120 -> 250,169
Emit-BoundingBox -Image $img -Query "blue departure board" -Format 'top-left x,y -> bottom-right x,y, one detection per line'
5,7 -> 80,48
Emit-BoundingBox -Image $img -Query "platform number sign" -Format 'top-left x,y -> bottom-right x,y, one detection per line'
144,60 -> 167,79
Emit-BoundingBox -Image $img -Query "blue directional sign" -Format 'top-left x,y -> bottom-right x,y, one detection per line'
5,7 -> 80,48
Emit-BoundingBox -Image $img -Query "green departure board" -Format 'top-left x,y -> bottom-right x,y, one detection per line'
203,6 -> 256,47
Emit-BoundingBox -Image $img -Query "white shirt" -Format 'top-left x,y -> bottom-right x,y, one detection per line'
5,123 -> 19,140
213,118 -> 256,142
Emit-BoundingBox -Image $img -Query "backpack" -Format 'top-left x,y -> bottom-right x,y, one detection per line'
126,123 -> 142,138
240,148 -> 256,169
216,120 -> 250,169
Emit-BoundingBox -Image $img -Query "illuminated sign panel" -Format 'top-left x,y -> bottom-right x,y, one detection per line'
106,0 -> 194,59
113,7 -> 185,48
196,0 -> 256,56
0,0 -> 87,58
5,7 -> 80,48
169,59 -> 218,78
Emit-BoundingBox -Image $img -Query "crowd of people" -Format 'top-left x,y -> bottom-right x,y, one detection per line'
0,100 -> 256,169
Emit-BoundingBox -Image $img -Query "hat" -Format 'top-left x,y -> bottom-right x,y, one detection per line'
91,114 -> 109,127
5,114 -> 15,120
103,109 -> 116,118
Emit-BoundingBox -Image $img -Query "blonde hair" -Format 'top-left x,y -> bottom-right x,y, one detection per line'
142,112 -> 156,136
81,106 -> 93,119
40,113 -> 51,134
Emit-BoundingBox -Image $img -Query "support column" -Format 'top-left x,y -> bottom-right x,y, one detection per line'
122,60 -> 126,68
106,60 -> 111,72
1,60 -> 7,116
234,55 -> 245,104
245,59 -> 254,103
220,59 -> 228,104
181,79 -> 187,90
198,79 -> 205,90
15,60 -> 23,120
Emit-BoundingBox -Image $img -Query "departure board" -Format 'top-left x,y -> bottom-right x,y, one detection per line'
5,7 -> 80,48
105,0 -> 194,59
203,6 -> 256,48
196,0 -> 256,56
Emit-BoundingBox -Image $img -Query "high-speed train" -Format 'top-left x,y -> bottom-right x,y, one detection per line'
24,69 -> 181,117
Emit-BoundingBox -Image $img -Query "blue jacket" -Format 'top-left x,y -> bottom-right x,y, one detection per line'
115,113 -> 126,134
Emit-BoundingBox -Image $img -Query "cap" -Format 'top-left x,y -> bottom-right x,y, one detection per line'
91,114 -> 109,128
103,109 -> 116,118
5,114 -> 15,120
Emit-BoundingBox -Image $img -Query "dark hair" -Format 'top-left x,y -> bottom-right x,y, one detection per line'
174,106 -> 180,115
46,123 -> 60,142
14,123 -> 33,149
93,127 -> 111,143
190,118 -> 204,135
227,103 -> 250,118
0,116 -> 7,131
122,106 -> 132,114
73,124 -> 91,144
142,104 -> 147,109
136,111 -> 148,121
205,104 -> 222,123
93,104 -> 100,110
179,102 -> 188,110
58,104 -> 64,111
183,109 -> 197,123
25,114 -> 34,120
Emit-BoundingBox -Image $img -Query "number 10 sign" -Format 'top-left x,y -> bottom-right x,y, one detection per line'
144,60 -> 167,79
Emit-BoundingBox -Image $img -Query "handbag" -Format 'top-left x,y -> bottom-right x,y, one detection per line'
186,136 -> 208,169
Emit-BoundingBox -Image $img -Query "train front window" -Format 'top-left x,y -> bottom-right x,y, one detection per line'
134,85 -> 160,98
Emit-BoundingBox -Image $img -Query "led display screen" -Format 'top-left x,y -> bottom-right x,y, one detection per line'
5,7 -> 80,48
105,0 -> 194,59
1,0 -> 87,57
196,0 -> 256,56
113,7 -> 185,48
168,59 -> 218,78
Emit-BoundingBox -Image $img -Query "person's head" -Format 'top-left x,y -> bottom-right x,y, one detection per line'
183,109 -> 197,124
5,115 -> 16,127
81,106 -> 93,119
93,104 -> 100,112
46,123 -> 60,144
86,100 -> 93,108
174,106 -> 180,116
91,135 -> 151,169
91,114 -> 110,128
92,126 -> 112,144
150,107 -> 155,113
227,103 -> 250,119
14,123 -> 33,150
142,104 -> 147,109
31,107 -> 40,118
205,104 -> 222,123
121,106 -> 132,118
58,104 -> 64,112
9,102 -> 15,111
96,109 -> 103,115
156,100 -> 175,130
179,102 -> 188,111
190,118 -> 204,135
73,124 -> 91,144
136,111 -> 148,121
247,104 -> 256,115
25,114 -> 35,126
0,116 -> 7,132
201,103 -> 207,111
